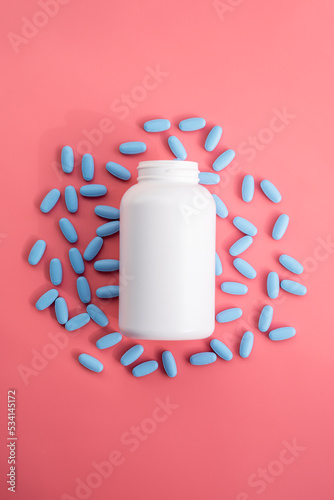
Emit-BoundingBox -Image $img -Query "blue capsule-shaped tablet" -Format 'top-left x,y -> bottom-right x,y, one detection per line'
269,327 -> 296,341
190,352 -> 217,365
279,254 -> 303,275
106,161 -> 131,181
64,186 -> 78,213
83,237 -> 103,261
119,141 -> 147,155
213,149 -> 235,171
168,136 -> 187,160
55,297 -> 68,325
258,305 -> 274,332
49,258 -> 62,285
35,289 -> 59,310
86,304 -> 109,327
94,259 -> 119,272
96,221 -> 120,237
267,272 -> 279,299
216,307 -> 243,323
210,339 -> 233,360
65,313 -> 90,331
272,214 -> 289,240
242,175 -> 254,202
77,276 -> 91,304
205,126 -> 222,152
132,360 -> 159,377
179,117 -> 206,131
80,185 -> 107,197
233,258 -> 257,279
198,172 -> 220,185
94,205 -> 120,219
59,218 -> 78,243
28,240 -> 46,265
233,217 -> 257,236
81,153 -> 94,181
96,285 -> 119,298
212,194 -> 228,218
162,351 -> 177,377
260,180 -> 282,203
220,282 -> 248,295
96,332 -> 122,349
61,146 -> 74,173
281,280 -> 307,296
121,345 -> 144,366
215,252 -> 223,276
239,331 -> 254,358
144,119 -> 171,132
229,236 -> 253,256
40,188 -> 61,213
78,353 -> 103,373
69,247 -> 85,274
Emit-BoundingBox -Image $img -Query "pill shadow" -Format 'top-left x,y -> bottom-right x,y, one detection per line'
234,173 -> 244,199
265,212 -> 279,238
260,268 -> 271,296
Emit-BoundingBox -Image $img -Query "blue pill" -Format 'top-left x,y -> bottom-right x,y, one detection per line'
36,289 -> 59,310
279,254 -> 303,275
216,307 -> 243,323
65,313 -> 90,331
61,146 -> 74,173
59,218 -> 78,243
260,180 -> 282,203
77,277 -> 91,304
269,327 -> 296,341
190,352 -> 217,365
69,248 -> 85,274
215,252 -> 223,276
229,236 -> 253,256
162,351 -> 177,377
55,297 -> 68,325
220,282 -> 248,295
94,259 -> 119,272
64,186 -> 78,213
168,136 -> 187,160
49,258 -> 62,285
233,217 -> 257,236
96,285 -> 119,298
40,188 -> 61,213
80,185 -> 107,197
81,153 -> 94,181
121,345 -> 144,366
86,304 -> 109,327
281,280 -> 307,296
210,339 -> 233,361
78,353 -> 103,373
199,172 -> 220,185
28,240 -> 46,265
242,175 -> 254,202
239,331 -> 254,358
96,221 -> 120,237
94,205 -> 120,219
96,332 -> 122,349
233,258 -> 257,279
267,272 -> 279,299
83,237 -> 103,261
212,194 -> 228,218
179,117 -> 206,131
272,214 -> 289,240
119,141 -> 147,154
205,126 -> 222,152
132,360 -> 159,377
213,149 -> 235,171
258,305 -> 274,332
144,119 -> 171,132
106,161 -> 131,181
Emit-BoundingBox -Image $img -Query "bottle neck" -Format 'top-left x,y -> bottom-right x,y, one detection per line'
137,160 -> 199,183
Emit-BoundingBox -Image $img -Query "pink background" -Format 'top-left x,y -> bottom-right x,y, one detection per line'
1,1 -> 334,499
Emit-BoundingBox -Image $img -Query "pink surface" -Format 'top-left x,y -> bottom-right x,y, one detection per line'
1,1 -> 334,499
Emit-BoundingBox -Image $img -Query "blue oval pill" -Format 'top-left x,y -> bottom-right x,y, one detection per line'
64,186 -> 78,213
106,161 -> 131,181
279,254 -> 303,274
190,352 -> 217,365
55,297 -> 68,324
162,351 -> 177,377
215,252 -> 223,276
69,247 -> 85,274
86,304 -> 109,327
220,282 -> 248,295
50,258 -> 62,285
267,272 -> 279,299
61,146 -> 74,173
229,236 -> 253,256
78,353 -> 103,373
272,214 -> 289,240
96,285 -> 119,298
59,218 -> 78,243
94,259 -> 119,272
210,339 -> 233,360
132,360 -> 159,377
179,117 -> 206,131
80,185 -> 107,197
269,327 -> 296,341
40,188 -> 61,213
28,240 -> 46,265
144,119 -> 171,132
121,345 -> 144,366
212,194 -> 228,218
94,205 -> 120,219
281,280 -> 307,296
205,126 -> 222,152
65,313 -> 90,331
119,141 -> 147,155
242,175 -> 254,202
258,305 -> 274,332
77,276 -> 91,304
83,237 -> 103,261
96,332 -> 122,349
96,221 -> 120,237
239,331 -> 254,358
168,136 -> 187,160
216,307 -> 243,323
233,217 -> 257,236
260,180 -> 282,203
212,149 -> 235,171
35,289 -> 59,310
233,258 -> 257,279
81,153 -> 94,181
199,172 -> 220,185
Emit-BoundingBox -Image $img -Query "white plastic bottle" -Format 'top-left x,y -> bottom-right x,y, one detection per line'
119,160 -> 216,340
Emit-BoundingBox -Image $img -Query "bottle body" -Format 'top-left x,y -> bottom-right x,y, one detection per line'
119,161 -> 216,341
